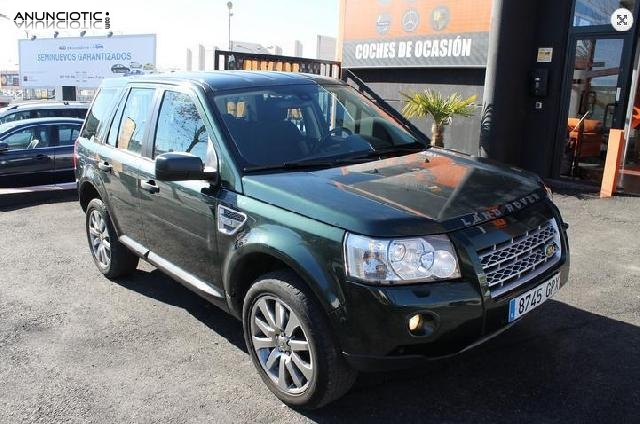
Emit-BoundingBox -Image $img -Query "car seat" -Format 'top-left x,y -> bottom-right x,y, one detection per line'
242,98 -> 305,164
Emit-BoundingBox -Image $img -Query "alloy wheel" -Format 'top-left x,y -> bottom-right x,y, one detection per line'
88,209 -> 111,268
250,295 -> 314,394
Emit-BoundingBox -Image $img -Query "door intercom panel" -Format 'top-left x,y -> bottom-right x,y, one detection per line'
531,69 -> 549,97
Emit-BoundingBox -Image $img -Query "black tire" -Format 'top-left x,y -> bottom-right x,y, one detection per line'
243,270 -> 357,409
85,198 -> 139,279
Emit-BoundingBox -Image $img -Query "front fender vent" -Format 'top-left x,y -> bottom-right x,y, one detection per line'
217,205 -> 247,236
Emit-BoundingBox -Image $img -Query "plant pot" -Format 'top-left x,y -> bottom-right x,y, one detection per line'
431,123 -> 445,148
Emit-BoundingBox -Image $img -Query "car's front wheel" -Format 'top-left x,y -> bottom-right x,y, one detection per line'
243,270 -> 357,409
85,198 -> 139,279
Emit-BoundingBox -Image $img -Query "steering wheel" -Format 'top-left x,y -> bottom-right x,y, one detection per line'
328,126 -> 353,137
310,127 -> 354,154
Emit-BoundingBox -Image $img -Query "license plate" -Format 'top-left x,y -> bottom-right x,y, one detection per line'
508,273 -> 561,322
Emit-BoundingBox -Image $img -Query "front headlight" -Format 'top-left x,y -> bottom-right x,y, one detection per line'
344,233 -> 461,284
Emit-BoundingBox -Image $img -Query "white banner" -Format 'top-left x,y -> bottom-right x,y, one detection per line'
19,34 -> 156,88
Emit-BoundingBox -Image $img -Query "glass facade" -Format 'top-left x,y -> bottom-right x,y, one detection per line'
564,0 -> 640,192
573,0 -> 635,26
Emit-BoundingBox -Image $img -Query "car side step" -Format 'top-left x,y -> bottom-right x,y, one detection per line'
119,235 -> 224,299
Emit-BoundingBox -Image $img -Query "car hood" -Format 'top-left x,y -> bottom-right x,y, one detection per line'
242,150 -> 547,237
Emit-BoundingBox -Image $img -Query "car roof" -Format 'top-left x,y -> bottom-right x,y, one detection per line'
0,101 -> 88,115
99,71 -> 345,92
0,117 -> 84,133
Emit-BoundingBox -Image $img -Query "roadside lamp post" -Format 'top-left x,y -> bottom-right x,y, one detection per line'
227,1 -> 233,51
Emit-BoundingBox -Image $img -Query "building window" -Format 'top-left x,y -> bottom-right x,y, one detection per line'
573,0 -> 635,26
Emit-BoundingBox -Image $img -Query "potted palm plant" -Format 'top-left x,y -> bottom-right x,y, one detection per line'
401,89 -> 476,148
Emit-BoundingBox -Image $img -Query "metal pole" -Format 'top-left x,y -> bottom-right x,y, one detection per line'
227,2 -> 233,51
478,0 -> 503,158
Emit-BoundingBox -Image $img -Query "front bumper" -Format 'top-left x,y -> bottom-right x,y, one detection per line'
340,259 -> 569,372
343,321 -> 517,372
335,201 -> 570,372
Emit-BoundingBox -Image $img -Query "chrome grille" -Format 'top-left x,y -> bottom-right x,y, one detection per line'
478,219 -> 561,297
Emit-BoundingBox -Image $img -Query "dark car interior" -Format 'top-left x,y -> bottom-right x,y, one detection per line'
222,97 -> 310,164
216,85 -> 419,168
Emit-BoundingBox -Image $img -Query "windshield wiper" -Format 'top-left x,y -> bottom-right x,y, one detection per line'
351,145 -> 426,160
243,156 -> 372,173
343,70 -> 431,147
243,146 -> 425,173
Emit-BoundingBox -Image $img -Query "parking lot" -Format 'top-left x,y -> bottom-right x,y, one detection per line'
1,191 -> 639,423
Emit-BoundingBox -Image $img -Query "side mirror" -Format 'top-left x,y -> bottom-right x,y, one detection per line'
155,152 -> 218,182
0,142 -> 8,152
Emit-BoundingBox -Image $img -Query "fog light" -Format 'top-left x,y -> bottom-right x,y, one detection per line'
408,314 -> 423,332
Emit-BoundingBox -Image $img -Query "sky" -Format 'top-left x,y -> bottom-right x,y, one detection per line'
0,0 -> 340,70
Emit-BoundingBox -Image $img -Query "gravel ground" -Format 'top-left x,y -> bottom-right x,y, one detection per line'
0,192 -> 638,423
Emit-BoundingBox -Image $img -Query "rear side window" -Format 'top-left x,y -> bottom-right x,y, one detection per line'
106,99 -> 124,147
60,108 -> 87,118
81,88 -> 118,142
153,91 -> 208,161
115,88 -> 155,154
34,110 -> 56,118
57,125 -> 81,146
0,110 -> 32,124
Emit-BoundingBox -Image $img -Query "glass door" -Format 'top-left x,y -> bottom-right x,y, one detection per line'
619,40 -> 640,195
563,37 -> 626,178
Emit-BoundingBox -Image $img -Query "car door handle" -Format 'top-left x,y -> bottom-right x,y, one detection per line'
35,154 -> 48,160
98,161 -> 112,172
140,180 -> 159,194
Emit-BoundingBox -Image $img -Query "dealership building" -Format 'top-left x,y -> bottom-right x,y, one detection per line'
338,0 -> 640,195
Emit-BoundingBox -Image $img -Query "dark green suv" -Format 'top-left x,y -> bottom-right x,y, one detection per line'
75,71 -> 570,409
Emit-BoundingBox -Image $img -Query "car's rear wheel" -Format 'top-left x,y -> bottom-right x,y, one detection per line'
243,270 -> 357,409
85,198 -> 138,278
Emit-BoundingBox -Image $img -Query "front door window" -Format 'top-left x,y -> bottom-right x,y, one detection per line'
2,128 -> 36,150
153,91 -> 211,163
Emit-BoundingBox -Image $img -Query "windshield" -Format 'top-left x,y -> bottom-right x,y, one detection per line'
213,83 -> 426,169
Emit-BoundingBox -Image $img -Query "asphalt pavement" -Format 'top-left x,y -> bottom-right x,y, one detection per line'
0,191 -> 638,423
